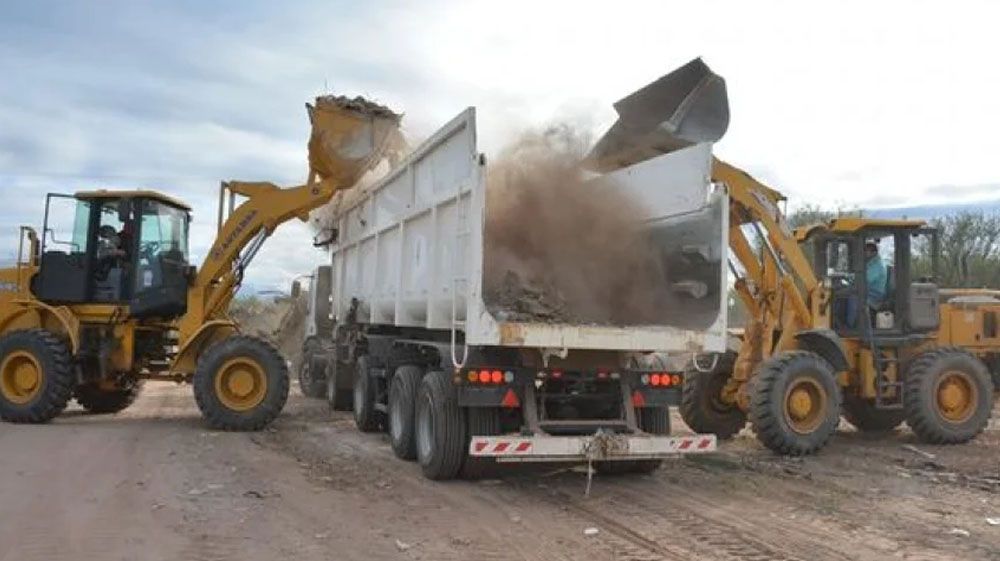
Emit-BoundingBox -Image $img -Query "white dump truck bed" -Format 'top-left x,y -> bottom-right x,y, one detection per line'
327,108 -> 728,356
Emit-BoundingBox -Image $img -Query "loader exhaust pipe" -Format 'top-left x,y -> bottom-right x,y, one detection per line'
585,58 -> 729,173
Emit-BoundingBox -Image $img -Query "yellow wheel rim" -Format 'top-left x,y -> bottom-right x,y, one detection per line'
214,357 -> 267,412
935,370 -> 977,423
783,377 -> 828,434
1,351 -> 43,404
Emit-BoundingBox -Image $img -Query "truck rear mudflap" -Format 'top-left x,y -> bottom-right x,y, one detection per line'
469,431 -> 716,463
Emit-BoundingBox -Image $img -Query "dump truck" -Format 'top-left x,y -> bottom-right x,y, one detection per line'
303,100 -> 731,479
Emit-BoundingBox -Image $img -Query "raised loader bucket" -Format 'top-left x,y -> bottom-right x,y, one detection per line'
306,95 -> 405,188
586,58 -> 729,173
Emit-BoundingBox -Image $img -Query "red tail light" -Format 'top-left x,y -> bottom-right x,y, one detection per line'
478,370 -> 491,383
650,374 -> 661,386
490,370 -> 503,384
631,390 -> 646,407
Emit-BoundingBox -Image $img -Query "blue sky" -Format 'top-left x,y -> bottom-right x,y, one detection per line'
2,1 -> 999,291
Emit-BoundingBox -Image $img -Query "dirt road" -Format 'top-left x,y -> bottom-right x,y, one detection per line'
1,384 -> 997,561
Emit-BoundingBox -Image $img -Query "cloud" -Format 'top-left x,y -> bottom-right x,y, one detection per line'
1,0 -> 1000,291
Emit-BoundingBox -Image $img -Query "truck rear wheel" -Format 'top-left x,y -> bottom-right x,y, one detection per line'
596,407 -> 671,475
325,360 -> 353,411
0,329 -> 74,423
415,370 -> 467,480
748,351 -> 841,456
352,356 -> 382,432
388,365 -> 424,460
842,394 -> 905,433
461,407 -> 502,479
298,339 -> 327,399
75,381 -> 143,414
193,336 -> 289,431
904,348 -> 993,444
680,355 -> 747,439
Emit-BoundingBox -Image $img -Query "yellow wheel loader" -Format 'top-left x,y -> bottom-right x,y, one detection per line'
588,58 -> 996,455
0,97 -> 403,429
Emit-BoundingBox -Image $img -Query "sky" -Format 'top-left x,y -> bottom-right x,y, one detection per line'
1,0 -> 998,291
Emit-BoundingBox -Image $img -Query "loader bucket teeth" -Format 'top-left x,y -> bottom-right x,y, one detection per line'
586,57 -> 729,173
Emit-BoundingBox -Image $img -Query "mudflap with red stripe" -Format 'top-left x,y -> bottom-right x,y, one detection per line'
468,433 -> 717,463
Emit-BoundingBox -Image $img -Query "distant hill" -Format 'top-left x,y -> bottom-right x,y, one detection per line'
867,199 -> 1000,220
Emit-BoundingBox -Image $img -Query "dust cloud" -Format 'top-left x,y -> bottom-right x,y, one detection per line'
483,124 -> 670,325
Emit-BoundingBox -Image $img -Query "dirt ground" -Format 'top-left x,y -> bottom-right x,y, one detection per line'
1,381 -> 997,561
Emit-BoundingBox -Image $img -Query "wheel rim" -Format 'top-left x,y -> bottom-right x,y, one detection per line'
783,377 -> 828,434
353,371 -> 367,417
416,393 -> 433,461
934,370 -> 977,423
214,357 -> 267,411
300,361 -> 312,388
706,371 -> 736,413
0,351 -> 42,404
389,387 -> 404,441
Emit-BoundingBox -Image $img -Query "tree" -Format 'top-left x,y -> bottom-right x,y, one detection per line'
914,211 -> 1000,288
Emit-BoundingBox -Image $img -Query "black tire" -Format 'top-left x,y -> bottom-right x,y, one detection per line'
75,381 -> 143,414
680,355 -> 747,440
352,356 -> 382,432
415,370 -> 467,480
0,329 -> 74,423
841,393 -> 905,433
325,360 -> 353,411
748,351 -> 841,456
904,347 -> 993,444
596,407 -> 671,475
298,339 -> 327,399
388,365 -> 424,460
462,407 -> 502,479
193,336 -> 290,431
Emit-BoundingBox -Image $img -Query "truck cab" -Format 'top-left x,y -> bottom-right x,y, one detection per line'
33,190 -> 192,319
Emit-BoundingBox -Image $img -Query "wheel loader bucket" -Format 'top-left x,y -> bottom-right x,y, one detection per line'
306,96 -> 405,188
585,58 -> 729,173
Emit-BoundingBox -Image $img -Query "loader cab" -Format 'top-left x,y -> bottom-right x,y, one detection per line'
801,219 -> 940,341
32,190 -> 192,319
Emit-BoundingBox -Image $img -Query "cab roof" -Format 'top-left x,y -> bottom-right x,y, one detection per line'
826,217 -> 927,232
795,217 -> 929,242
74,189 -> 192,212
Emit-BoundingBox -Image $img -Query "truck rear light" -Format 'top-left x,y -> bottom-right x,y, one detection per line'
551,370 -> 563,379
478,370 -> 491,384
631,390 -> 646,407
650,373 -> 662,386
490,370 -> 503,384
467,371 -> 478,383
640,374 -> 650,385
504,371 -> 515,383
672,374 -> 682,386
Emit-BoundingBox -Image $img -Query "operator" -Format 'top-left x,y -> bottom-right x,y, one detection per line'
96,225 -> 127,261
864,240 -> 886,308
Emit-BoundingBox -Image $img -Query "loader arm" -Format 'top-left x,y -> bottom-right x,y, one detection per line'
711,158 -> 829,392
176,179 -> 339,341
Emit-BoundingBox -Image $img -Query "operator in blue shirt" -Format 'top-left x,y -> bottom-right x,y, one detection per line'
864,240 -> 887,308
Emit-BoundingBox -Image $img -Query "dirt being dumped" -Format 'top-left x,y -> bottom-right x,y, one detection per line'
483,124 -> 669,325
